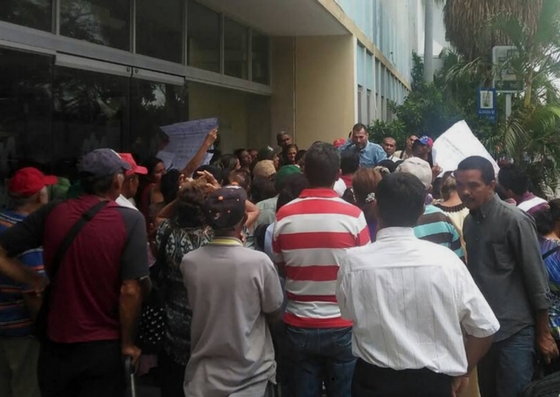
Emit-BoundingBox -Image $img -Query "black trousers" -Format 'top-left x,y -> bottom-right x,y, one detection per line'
158,350 -> 186,397
38,339 -> 125,397
351,359 -> 453,397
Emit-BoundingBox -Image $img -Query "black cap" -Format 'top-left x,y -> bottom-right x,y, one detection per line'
78,149 -> 131,177
205,186 -> 247,229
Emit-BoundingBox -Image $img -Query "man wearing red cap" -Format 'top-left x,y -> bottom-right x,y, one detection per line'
116,153 -> 148,210
0,167 -> 56,397
0,149 -> 149,397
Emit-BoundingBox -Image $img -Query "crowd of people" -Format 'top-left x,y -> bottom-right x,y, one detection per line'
0,123 -> 558,397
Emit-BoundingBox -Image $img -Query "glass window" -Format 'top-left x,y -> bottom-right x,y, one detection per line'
357,86 -> 363,123
136,0 -> 183,63
0,48 -> 53,206
60,0 -> 130,50
224,18 -> 248,79
187,0 -> 220,73
129,79 -> 189,163
52,67 -> 129,161
251,31 -> 269,84
0,0 -> 52,31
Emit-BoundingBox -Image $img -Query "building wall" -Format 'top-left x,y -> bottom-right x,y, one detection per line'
271,37 -> 296,144
294,35 -> 355,148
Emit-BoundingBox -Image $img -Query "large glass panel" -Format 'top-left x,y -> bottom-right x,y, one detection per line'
136,0 -> 183,63
0,48 -> 52,206
251,31 -> 269,84
224,18 -> 248,79
129,79 -> 188,163
0,0 -> 52,31
52,67 -> 128,161
187,0 -> 220,73
60,0 -> 130,50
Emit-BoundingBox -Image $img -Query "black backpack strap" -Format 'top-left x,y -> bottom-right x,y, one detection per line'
543,245 -> 560,261
157,226 -> 173,265
49,200 -> 110,282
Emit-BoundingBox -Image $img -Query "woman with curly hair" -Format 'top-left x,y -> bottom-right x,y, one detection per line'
154,177 -> 214,397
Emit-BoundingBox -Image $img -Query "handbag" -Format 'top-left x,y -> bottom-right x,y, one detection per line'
34,200 -> 110,342
136,227 -> 172,354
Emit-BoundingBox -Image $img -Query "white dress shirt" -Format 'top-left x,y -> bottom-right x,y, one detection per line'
336,227 -> 499,376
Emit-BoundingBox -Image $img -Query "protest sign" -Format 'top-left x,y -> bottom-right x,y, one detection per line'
432,120 -> 499,175
156,118 -> 218,170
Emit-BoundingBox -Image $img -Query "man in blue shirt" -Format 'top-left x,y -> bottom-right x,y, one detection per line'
338,123 -> 386,168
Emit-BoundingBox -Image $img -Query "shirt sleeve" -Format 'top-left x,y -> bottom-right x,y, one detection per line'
336,256 -> 353,320
338,140 -> 352,152
445,217 -> 465,261
0,202 -> 56,257
120,209 -> 150,281
271,221 -> 285,270
510,215 -> 551,311
355,212 -> 371,247
260,258 -> 284,314
456,262 -> 500,337
373,144 -> 387,165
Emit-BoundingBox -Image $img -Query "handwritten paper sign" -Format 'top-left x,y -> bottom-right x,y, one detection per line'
156,118 -> 218,171
433,120 -> 499,175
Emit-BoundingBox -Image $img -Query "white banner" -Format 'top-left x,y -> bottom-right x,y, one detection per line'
432,120 -> 499,175
156,118 -> 218,171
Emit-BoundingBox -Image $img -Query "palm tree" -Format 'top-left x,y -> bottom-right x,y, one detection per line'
436,0 -> 544,61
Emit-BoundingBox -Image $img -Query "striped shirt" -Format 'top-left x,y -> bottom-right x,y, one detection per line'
272,188 -> 370,328
0,210 -> 46,337
414,205 -> 464,261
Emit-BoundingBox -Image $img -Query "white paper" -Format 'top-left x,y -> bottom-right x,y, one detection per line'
156,118 -> 218,171
432,120 -> 499,175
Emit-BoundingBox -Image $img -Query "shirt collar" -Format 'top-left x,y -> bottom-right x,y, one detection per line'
519,192 -> 536,205
471,194 -> 499,220
299,188 -> 339,199
376,227 -> 416,241
210,237 -> 243,246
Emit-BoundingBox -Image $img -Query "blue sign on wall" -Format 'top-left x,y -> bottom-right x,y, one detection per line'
477,88 -> 498,123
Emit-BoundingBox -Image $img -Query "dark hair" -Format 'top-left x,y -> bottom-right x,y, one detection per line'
257,148 -> 275,162
498,164 -> 529,196
534,199 -> 560,236
352,123 -> 367,133
251,175 -> 277,203
174,178 -> 209,228
376,173 -> 426,227
160,169 -> 180,205
456,156 -> 495,185
295,150 -> 307,164
228,169 -> 251,192
142,157 -> 164,176
304,142 -> 341,187
194,165 -> 223,185
234,148 -> 246,158
81,174 -> 116,195
376,159 -> 398,173
285,143 -> 298,152
341,149 -> 360,175
432,177 -> 443,200
276,174 -> 309,212
214,154 -> 239,184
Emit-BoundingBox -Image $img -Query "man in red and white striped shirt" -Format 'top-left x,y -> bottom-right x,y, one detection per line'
273,142 -> 370,397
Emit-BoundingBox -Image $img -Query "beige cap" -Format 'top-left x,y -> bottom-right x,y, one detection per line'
396,157 -> 432,190
253,160 -> 276,178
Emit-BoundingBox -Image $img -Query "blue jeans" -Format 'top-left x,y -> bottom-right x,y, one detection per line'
478,326 -> 535,397
282,325 -> 355,397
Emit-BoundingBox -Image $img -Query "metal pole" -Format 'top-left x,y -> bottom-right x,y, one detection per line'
423,0 -> 434,83
505,94 -> 512,119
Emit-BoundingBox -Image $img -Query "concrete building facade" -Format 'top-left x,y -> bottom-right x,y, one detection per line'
0,0 -> 436,196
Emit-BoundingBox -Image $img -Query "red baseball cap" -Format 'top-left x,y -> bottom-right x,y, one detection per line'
8,167 -> 58,197
118,153 -> 148,176
333,138 -> 347,148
